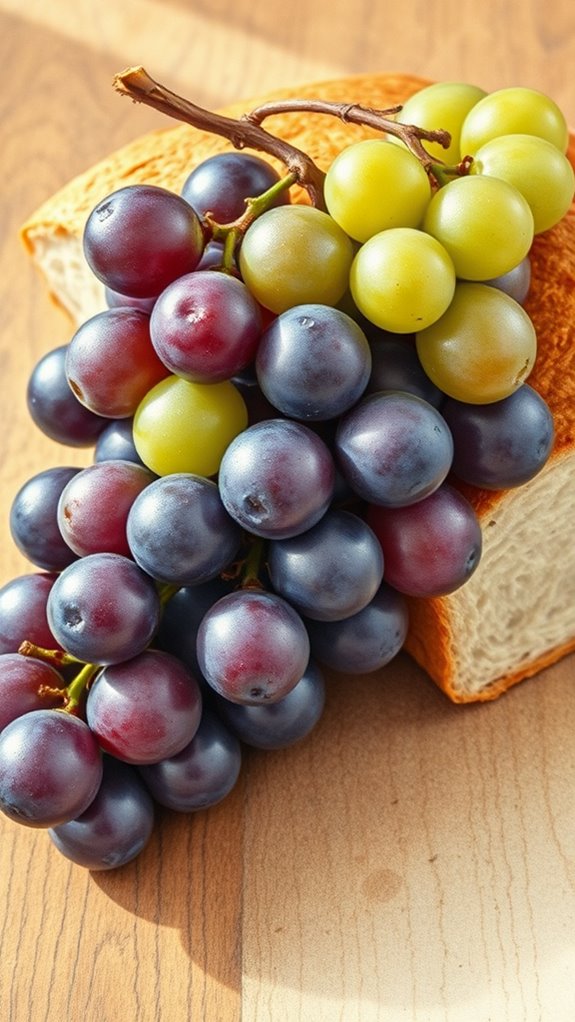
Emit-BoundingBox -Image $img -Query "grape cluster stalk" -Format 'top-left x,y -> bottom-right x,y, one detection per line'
0,72 -> 571,870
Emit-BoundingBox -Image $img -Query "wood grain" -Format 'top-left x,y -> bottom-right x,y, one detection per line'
0,2 -> 574,1020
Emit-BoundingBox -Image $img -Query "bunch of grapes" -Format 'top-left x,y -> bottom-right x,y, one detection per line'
0,81 -> 571,871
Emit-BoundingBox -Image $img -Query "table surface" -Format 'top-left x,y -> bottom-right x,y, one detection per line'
1,2 -> 574,1020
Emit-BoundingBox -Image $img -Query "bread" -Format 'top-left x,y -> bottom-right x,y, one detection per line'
19,72 -> 575,703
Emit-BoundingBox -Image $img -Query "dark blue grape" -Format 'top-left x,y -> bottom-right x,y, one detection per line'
138,708 -> 241,812
154,578 -> 233,679
213,658 -> 325,749
127,473 -> 242,585
441,384 -> 554,489
267,509 -> 384,621
335,390 -> 453,507
255,304 -> 371,420
181,152 -> 289,224
218,418 -> 336,539
26,345 -> 108,446
49,756 -> 155,869
367,337 -> 444,407
10,467 -> 79,571
304,583 -> 409,675
0,572 -> 60,654
94,418 -> 145,465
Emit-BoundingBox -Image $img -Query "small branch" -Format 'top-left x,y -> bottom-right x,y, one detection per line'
244,98 -> 453,177
113,66 -> 327,207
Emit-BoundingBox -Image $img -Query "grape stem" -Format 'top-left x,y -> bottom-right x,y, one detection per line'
18,640 -> 81,667
63,662 -> 99,715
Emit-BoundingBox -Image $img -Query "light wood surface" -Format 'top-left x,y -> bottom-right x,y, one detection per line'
1,3 -> 574,1020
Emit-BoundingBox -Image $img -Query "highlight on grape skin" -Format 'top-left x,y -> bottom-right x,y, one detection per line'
1,72 -> 572,870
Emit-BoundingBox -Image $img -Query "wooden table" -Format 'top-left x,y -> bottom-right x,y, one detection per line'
1,2 -> 574,1019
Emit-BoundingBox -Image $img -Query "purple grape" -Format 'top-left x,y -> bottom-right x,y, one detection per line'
46,553 -> 161,665
126,473 -> 242,585
197,589 -> 311,704
213,658 -> 325,749
255,304 -> 372,420
83,184 -> 205,298
218,418 -> 336,539
154,577 -> 233,678
9,467 -> 79,571
368,484 -> 483,597
0,654 -> 67,731
86,649 -> 202,764
483,256 -> 531,304
94,418 -> 145,465
104,286 -> 157,313
367,337 -> 444,407
0,709 -> 102,827
150,271 -> 262,383
304,583 -> 409,675
335,391 -> 454,507
181,151 -> 289,224
139,708 -> 241,811
65,308 -> 169,418
49,756 -> 155,869
57,460 -> 155,558
26,345 -> 108,446
268,509 -> 384,621
441,384 -> 555,489
0,572 -> 60,654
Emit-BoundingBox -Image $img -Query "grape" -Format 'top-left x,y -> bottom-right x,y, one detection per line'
49,756 -> 155,869
139,708 -> 242,811
46,553 -> 161,665
86,649 -> 202,764
324,139 -> 431,241
415,282 -> 537,403
0,572 -> 60,654
149,271 -> 262,383
94,418 -> 144,465
126,473 -> 242,585
10,467 -> 79,571
181,151 -> 289,223
133,375 -> 248,477
483,257 -> 531,304
422,174 -> 534,280
392,81 -> 487,163
213,659 -> 325,749
0,654 -> 66,732
441,384 -> 555,489
26,345 -> 108,446
65,308 -> 169,418
254,303 -> 372,420
196,589 -> 311,704
0,709 -> 102,827
349,228 -> 456,333
218,418 -> 336,539
367,484 -> 482,597
367,337 -> 444,407
335,391 -> 453,507
471,133 -> 575,234
304,583 -> 409,675
57,460 -> 155,559
105,286 -> 157,313
154,578 -> 233,678
238,205 -> 355,313
83,184 -> 205,298
459,86 -> 569,156
267,509 -> 384,621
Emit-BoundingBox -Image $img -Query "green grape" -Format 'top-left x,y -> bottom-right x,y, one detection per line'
393,81 -> 487,163
238,205 -> 355,313
423,174 -> 534,280
460,87 -> 569,156
471,133 -> 575,234
415,282 -> 537,403
349,227 -> 456,333
133,375 -> 248,477
323,139 -> 431,242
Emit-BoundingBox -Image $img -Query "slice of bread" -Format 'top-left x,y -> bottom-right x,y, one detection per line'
20,72 -> 575,703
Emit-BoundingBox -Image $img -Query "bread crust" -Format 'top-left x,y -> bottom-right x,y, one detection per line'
19,73 -> 575,701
